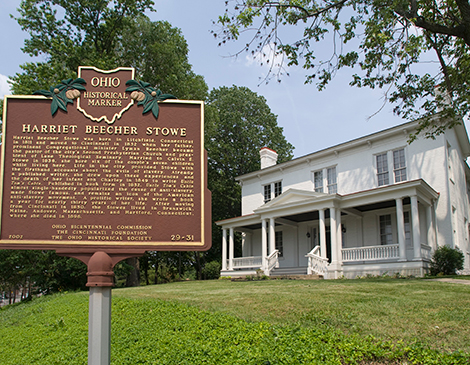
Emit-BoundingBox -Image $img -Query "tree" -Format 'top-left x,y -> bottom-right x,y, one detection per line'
216,1 -> 470,139
119,16 -> 208,100
10,0 -> 207,100
10,0 -> 154,94
204,85 -> 294,262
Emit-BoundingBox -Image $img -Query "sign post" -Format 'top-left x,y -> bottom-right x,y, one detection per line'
0,66 -> 211,364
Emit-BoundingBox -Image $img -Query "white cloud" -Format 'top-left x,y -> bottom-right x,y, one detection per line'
245,43 -> 287,71
0,74 -> 11,98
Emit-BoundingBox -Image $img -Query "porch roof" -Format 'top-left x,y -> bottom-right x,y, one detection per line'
216,179 -> 439,231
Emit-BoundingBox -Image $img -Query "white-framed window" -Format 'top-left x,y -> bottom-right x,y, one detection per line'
264,184 -> 272,203
274,181 -> 282,198
312,166 -> 338,194
263,181 -> 282,203
314,170 -> 323,193
376,148 -> 407,187
379,214 -> 393,245
376,153 -> 389,186
327,167 -> 337,194
275,231 -> 283,257
404,211 -> 411,247
393,148 -> 407,183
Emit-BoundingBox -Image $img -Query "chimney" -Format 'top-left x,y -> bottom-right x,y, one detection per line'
260,147 -> 278,169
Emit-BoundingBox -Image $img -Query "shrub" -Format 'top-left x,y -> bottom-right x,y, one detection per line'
430,246 -> 464,275
202,260 -> 221,280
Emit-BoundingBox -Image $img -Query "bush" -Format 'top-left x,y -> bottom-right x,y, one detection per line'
430,246 -> 464,275
202,260 -> 221,280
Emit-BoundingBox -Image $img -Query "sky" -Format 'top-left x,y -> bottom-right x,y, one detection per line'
0,0 -> 457,159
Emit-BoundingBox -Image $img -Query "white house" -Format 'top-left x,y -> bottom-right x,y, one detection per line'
217,118 -> 470,279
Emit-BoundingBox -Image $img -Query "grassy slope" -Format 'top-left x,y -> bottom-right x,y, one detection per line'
0,278 -> 469,364
115,278 -> 470,353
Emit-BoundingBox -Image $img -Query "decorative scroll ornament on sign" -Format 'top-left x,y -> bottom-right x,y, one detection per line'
33,66 -> 176,122
126,80 -> 176,120
33,78 -> 86,116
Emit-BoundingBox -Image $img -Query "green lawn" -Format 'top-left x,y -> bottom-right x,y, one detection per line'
0,278 -> 469,364
114,278 -> 470,353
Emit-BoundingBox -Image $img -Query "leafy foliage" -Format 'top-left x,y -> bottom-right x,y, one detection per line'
430,245 -> 465,275
216,1 -> 470,139
1,291 -> 469,364
0,250 -> 87,298
119,17 -> 209,100
10,1 -> 207,101
204,85 -> 294,260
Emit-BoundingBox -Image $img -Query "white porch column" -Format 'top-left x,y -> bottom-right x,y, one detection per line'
396,198 -> 406,261
336,208 -> 343,265
319,209 -> 327,259
426,203 -> 436,250
411,195 -> 422,260
228,228 -> 234,270
330,206 -> 340,278
222,228 -> 228,271
261,219 -> 267,270
330,207 -> 338,264
269,217 -> 276,254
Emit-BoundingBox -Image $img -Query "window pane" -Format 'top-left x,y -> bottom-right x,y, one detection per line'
274,181 -> 282,197
377,153 -> 389,186
314,171 -> 323,193
393,149 -> 407,183
380,214 -> 393,245
264,185 -> 271,203
404,211 -> 411,246
275,231 -> 283,257
327,167 -> 337,194
393,149 -> 405,169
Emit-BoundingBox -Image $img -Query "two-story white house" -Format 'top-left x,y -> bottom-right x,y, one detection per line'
217,118 -> 470,279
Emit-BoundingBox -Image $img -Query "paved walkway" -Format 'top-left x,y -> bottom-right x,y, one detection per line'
425,278 -> 470,285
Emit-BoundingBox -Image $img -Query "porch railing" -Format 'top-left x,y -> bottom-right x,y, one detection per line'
342,244 -> 400,262
306,246 -> 329,276
265,250 -> 279,275
421,244 -> 432,260
232,256 -> 262,269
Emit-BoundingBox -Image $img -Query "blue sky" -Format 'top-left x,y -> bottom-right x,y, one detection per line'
0,1 -> 448,158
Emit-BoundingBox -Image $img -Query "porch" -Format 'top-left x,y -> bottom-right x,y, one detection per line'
217,180 -> 438,279
220,242 -> 432,279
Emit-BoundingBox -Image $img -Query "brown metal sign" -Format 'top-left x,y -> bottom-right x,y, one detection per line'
0,67 -> 211,253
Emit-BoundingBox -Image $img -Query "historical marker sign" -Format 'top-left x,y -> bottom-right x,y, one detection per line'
0,67 -> 211,253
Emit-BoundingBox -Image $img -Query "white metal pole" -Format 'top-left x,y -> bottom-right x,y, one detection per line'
88,286 -> 112,365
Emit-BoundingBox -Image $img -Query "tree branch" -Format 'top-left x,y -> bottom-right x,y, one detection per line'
254,0 -> 349,19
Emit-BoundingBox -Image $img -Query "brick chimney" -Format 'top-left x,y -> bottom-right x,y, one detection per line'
260,147 -> 278,169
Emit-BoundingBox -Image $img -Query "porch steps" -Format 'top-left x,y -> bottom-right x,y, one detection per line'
270,267 -> 324,280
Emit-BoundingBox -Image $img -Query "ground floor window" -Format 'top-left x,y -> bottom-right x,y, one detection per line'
380,214 -> 393,245
275,231 -> 283,257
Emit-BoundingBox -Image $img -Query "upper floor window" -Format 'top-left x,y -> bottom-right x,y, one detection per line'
264,181 -> 282,203
314,171 -> 323,193
327,167 -> 337,194
274,181 -> 282,198
376,153 -> 389,186
393,148 -> 407,183
312,166 -> 337,194
264,184 -> 272,203
376,148 -> 407,187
